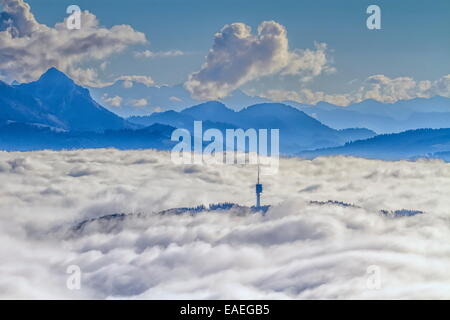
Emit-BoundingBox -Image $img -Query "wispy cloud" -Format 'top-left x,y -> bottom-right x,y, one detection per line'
134,50 -> 185,59
115,75 -> 155,88
102,94 -> 123,107
260,74 -> 450,106
130,98 -> 148,107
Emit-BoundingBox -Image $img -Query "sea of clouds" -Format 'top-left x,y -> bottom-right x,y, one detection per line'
1,149 -> 450,299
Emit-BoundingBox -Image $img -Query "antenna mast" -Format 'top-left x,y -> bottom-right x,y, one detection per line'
255,161 -> 263,208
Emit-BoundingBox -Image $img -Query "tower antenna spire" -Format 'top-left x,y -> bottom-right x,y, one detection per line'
255,160 -> 263,209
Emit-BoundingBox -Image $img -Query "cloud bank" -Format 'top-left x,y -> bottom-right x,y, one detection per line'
1,149 -> 450,299
185,21 -> 334,100
261,74 -> 450,106
0,0 -> 147,86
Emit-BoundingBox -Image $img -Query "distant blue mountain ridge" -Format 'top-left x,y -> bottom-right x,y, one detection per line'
128,101 -> 377,153
4,68 -> 133,131
2,68 -> 450,161
89,74 -> 450,135
286,97 -> 450,134
88,81 -> 269,117
299,128 -> 450,161
0,68 -> 376,153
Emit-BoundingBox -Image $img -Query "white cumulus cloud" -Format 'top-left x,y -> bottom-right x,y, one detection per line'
185,21 -> 334,100
0,0 -> 147,86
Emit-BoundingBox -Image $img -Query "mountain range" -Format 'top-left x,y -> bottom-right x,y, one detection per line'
2,68 -> 132,131
289,97 -> 450,134
128,101 -> 376,153
0,68 -> 375,153
91,78 -> 450,135
2,68 -> 450,161
298,128 -> 450,161
89,81 -> 268,117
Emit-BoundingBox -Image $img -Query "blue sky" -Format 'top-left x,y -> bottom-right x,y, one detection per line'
2,0 -> 450,105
